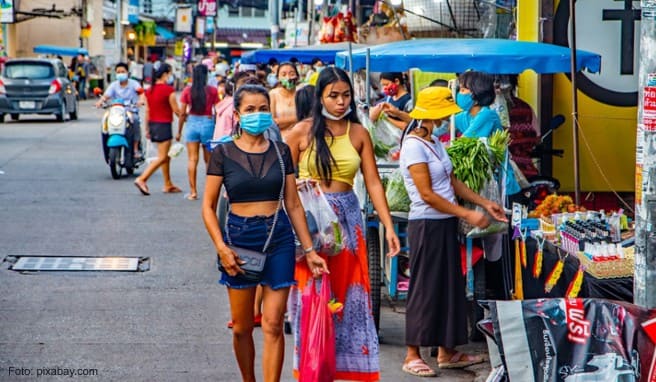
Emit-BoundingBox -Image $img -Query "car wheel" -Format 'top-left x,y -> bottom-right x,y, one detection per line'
69,100 -> 78,120
55,101 -> 66,122
0,113 -> 5,123
10,113 -> 19,121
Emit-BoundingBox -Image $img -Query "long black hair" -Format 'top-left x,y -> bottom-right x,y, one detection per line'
149,62 -> 171,94
311,67 -> 359,183
295,85 -> 315,121
190,64 -> 208,114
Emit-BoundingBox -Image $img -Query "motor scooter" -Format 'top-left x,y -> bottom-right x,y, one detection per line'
99,99 -> 143,179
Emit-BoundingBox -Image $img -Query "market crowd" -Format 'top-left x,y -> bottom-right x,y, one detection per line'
105,53 -> 531,380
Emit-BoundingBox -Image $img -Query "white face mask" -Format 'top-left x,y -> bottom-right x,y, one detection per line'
321,106 -> 352,121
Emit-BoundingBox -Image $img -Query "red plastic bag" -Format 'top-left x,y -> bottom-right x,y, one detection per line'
460,243 -> 484,275
299,274 -> 336,382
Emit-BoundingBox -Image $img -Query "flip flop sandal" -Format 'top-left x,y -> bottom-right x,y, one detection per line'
163,186 -> 182,193
184,193 -> 198,201
402,359 -> 437,377
438,352 -> 485,369
134,180 -> 150,196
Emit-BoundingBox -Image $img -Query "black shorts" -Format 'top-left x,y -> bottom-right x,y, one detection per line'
149,122 -> 173,143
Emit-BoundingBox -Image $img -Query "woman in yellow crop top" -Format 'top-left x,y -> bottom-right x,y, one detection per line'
286,67 -> 400,381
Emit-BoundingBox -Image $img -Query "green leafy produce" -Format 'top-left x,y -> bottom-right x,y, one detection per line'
385,170 -> 411,212
488,129 -> 510,166
447,137 -> 492,193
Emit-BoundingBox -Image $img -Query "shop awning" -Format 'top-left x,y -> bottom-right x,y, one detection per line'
155,26 -> 176,40
241,42 -> 368,64
33,45 -> 88,57
214,28 -> 270,45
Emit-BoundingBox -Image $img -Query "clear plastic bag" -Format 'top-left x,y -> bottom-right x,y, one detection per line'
466,173 -> 509,238
370,114 -> 402,159
384,169 -> 410,212
297,181 -> 344,257
145,140 -> 158,164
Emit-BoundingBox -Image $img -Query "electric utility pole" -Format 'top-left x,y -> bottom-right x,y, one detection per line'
634,0 -> 656,308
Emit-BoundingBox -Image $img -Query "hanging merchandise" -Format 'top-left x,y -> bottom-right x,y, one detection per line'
544,249 -> 566,293
511,226 -> 523,300
319,10 -> 358,43
566,266 -> 584,298
520,228 -> 527,268
532,233 -> 545,279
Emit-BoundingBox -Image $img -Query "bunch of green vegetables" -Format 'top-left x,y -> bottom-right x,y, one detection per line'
447,130 -> 510,193
488,129 -> 511,166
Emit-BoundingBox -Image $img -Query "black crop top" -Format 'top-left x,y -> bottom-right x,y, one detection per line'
207,140 -> 295,203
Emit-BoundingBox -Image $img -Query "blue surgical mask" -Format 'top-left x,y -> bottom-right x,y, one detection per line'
166,75 -> 175,85
239,112 -> 273,135
116,73 -> 128,82
432,120 -> 449,137
456,92 -> 475,111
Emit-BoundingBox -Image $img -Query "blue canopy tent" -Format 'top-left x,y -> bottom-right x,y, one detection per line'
241,42 -> 368,65
335,38 -> 601,74
33,45 -> 89,57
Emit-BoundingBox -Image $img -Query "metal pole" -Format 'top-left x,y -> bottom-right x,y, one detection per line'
569,0 -> 581,206
116,0 -> 123,63
365,48 -> 371,107
634,0 -> 656,308
294,8 -> 298,47
213,16 -> 218,52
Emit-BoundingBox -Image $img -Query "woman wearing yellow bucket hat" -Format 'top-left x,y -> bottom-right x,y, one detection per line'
399,86 -> 507,376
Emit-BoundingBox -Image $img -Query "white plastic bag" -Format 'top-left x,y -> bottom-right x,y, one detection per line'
168,142 -> 184,158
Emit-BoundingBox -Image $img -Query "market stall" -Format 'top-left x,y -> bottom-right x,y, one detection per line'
343,38 -> 603,330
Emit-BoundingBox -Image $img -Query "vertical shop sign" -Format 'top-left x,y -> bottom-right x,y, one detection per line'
0,0 -> 15,24
198,0 -> 217,17
175,7 -> 193,33
195,17 -> 206,40
128,0 -> 140,24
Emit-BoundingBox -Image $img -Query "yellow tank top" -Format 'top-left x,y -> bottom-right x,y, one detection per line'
298,122 -> 361,186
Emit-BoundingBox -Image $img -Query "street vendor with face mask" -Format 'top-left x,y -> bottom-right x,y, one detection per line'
369,72 -> 413,130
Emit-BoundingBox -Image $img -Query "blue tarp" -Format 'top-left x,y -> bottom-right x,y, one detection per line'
241,42 -> 368,65
335,38 -> 602,74
33,45 -> 88,57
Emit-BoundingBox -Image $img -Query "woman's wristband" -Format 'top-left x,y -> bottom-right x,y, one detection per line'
303,246 -> 314,255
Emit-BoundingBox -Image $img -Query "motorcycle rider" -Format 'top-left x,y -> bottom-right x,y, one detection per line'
96,62 -> 146,160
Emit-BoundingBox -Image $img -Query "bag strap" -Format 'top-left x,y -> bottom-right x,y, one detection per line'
405,135 -> 442,160
225,139 -> 285,253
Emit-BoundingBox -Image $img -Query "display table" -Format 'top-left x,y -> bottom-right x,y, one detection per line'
521,237 -> 633,302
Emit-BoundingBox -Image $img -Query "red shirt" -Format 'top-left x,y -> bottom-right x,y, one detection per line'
145,84 -> 175,123
180,85 -> 218,116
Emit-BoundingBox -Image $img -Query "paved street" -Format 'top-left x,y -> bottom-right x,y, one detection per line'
0,101 -> 489,381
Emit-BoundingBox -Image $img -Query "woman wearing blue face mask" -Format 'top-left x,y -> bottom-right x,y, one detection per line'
134,63 -> 182,195
202,84 -> 329,382
454,71 -> 502,138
